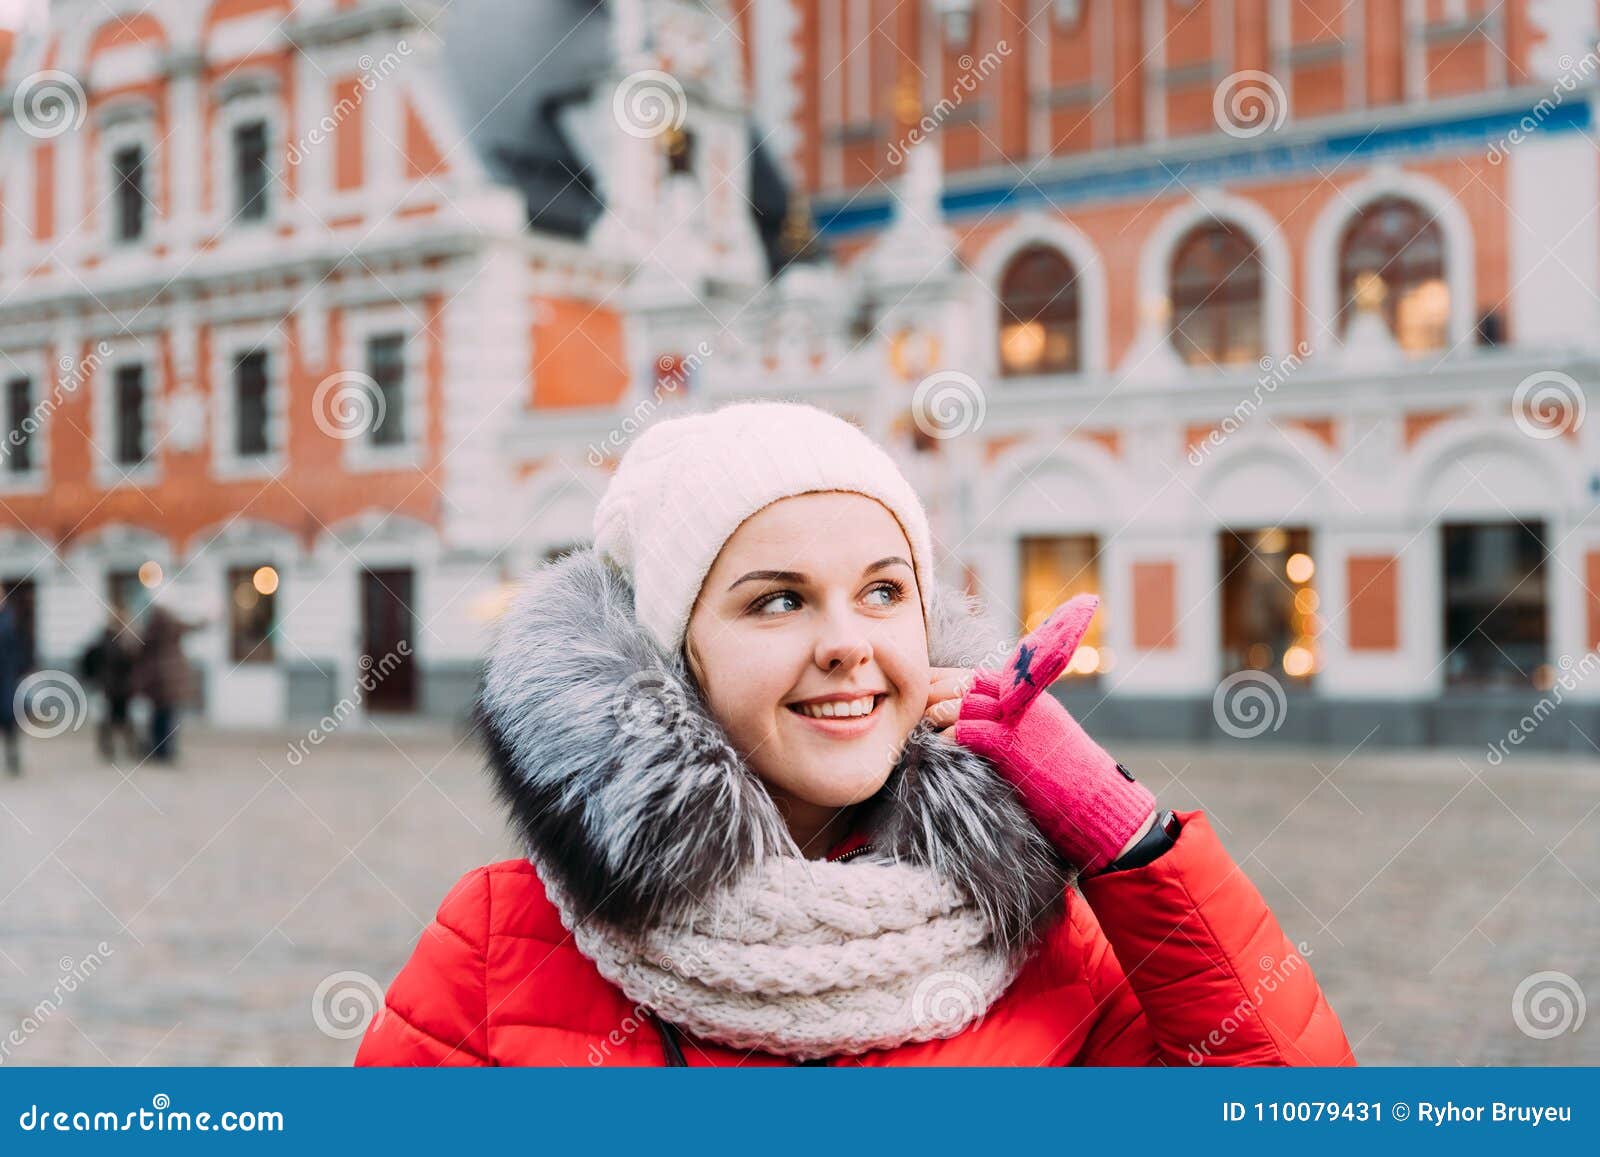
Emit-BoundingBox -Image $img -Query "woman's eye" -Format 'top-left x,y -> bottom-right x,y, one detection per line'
865,580 -> 907,606
752,591 -> 802,615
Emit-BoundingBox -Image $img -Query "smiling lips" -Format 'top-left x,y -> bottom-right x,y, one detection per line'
786,692 -> 888,734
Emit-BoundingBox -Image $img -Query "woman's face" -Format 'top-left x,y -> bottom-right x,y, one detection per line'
685,491 -> 931,823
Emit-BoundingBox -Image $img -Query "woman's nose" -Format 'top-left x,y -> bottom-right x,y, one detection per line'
814,625 -> 873,672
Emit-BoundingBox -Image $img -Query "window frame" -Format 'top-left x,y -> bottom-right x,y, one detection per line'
210,320 -> 287,478
1335,195 -> 1449,352
997,243 -> 1082,378
1168,220 -> 1265,369
0,349 -> 49,494
226,562 -> 278,666
339,305 -> 425,471
97,104 -> 161,253
209,80 -> 280,236
93,343 -> 161,488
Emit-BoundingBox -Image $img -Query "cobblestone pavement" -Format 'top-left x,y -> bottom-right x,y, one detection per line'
1,724 -> 1596,1065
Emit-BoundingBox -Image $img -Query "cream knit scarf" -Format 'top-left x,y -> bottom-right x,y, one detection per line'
537,852 -> 1023,1062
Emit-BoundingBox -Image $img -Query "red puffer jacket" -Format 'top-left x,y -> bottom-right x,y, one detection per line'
355,808 -> 1355,1066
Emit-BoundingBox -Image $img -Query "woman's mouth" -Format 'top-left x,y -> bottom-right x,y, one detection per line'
785,693 -> 888,738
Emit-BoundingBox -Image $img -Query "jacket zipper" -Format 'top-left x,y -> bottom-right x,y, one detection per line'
829,843 -> 873,863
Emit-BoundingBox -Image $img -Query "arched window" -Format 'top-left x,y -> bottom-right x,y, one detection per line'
1169,222 -> 1263,367
1337,197 -> 1448,351
997,245 -> 1080,376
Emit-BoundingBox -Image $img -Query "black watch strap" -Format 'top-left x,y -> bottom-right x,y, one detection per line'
1097,808 -> 1181,875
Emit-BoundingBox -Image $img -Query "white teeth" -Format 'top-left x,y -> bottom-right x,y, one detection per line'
795,695 -> 877,719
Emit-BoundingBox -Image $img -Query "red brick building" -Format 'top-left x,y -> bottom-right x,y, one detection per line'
3,1 -> 1599,748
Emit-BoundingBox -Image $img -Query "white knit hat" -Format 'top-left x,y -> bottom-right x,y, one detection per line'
592,401 -> 935,655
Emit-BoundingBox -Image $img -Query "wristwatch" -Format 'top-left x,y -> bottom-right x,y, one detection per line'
1095,805 -> 1181,876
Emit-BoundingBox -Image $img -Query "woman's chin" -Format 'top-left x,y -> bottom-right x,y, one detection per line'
786,763 -> 894,809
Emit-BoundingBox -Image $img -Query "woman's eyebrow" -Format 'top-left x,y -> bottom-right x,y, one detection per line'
728,569 -> 804,590
727,556 -> 911,591
863,555 -> 912,576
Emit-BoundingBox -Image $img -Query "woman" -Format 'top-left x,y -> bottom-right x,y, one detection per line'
356,401 -> 1354,1067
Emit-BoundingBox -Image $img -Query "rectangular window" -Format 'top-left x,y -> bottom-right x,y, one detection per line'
1442,521 -> 1548,689
365,334 -> 406,447
233,349 -> 270,458
107,568 -> 148,619
4,376 -> 33,474
1018,535 -> 1104,678
1219,527 -> 1318,681
113,364 -> 146,467
228,565 -> 277,664
234,121 -> 270,222
112,144 -> 145,242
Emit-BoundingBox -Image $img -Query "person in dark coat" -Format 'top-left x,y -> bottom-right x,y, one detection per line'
82,602 -> 142,764
0,582 -> 24,777
134,602 -> 203,765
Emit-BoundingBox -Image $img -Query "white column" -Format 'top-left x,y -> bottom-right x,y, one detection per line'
167,53 -> 204,249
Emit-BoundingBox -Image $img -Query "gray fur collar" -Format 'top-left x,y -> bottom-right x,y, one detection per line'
475,547 -> 1070,957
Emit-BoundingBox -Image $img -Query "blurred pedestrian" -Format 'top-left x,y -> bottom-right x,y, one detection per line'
135,601 -> 203,766
0,581 -> 23,778
81,601 -> 142,764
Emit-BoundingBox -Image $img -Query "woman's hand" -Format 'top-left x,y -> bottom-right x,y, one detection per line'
947,595 -> 1158,875
923,666 -> 976,735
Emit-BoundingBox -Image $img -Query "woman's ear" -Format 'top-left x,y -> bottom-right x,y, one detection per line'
682,636 -> 705,695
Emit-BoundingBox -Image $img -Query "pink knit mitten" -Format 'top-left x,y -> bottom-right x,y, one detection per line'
954,595 -> 1156,874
